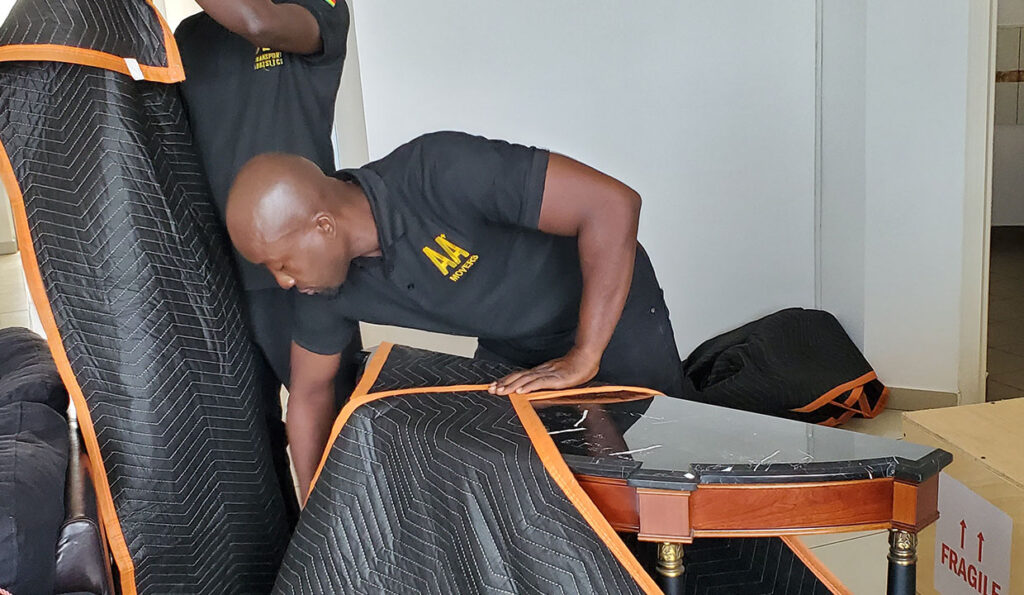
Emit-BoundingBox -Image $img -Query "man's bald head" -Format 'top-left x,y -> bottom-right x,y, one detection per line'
226,153 -> 358,295
226,153 -> 326,255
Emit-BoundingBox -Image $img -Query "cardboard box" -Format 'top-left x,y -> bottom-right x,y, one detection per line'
903,398 -> 1023,594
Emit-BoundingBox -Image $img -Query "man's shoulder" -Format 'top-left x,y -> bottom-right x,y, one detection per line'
367,131 -> 479,172
408,130 -> 484,151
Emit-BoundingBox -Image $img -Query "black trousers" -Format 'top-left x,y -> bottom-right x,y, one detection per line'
476,246 -> 685,398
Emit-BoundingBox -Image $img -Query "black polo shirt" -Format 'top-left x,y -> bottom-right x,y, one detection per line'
293,131 -> 590,355
175,0 -> 349,290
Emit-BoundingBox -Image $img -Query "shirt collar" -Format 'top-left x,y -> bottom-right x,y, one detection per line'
334,167 -> 406,273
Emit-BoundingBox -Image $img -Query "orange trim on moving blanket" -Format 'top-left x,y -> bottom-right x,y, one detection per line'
0,1 -> 185,83
306,343 -> 662,593
789,370 -> 889,426
781,536 -> 852,595
0,10 -> 186,590
790,371 -> 878,413
0,142 -> 138,595
509,393 -> 661,594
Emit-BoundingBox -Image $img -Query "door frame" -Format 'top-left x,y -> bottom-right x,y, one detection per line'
959,0 -> 997,405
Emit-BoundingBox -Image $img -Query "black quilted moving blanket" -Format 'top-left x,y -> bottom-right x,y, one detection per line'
0,0 -> 183,81
683,308 -> 888,425
0,1 -> 290,592
276,343 -> 657,594
278,345 -> 847,594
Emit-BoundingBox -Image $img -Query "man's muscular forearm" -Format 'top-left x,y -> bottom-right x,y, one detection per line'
491,154 -> 641,395
286,383 -> 335,502
195,0 -> 321,54
571,192 -> 639,363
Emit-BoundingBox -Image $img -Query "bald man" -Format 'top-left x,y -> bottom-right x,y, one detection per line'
227,131 -> 685,498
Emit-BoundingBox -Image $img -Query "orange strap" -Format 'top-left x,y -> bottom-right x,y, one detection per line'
307,342 -> 662,594
781,536 -> 852,595
0,0 -> 184,83
790,371 -> 889,427
1,141 -> 137,593
790,371 -> 879,414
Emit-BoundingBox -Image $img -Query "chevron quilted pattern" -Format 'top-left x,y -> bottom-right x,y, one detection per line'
0,61 -> 290,593
362,344 -> 516,392
0,0 -> 168,67
283,346 -> 843,594
277,385 -> 646,594
643,538 -> 834,595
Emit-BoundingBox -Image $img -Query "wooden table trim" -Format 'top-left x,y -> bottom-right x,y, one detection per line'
574,473 -> 941,542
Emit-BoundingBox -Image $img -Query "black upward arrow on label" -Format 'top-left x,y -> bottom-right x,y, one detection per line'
978,532 -> 985,562
960,519 -> 967,548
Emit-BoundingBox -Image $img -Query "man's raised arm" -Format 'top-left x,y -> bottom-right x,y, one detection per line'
194,0 -> 322,54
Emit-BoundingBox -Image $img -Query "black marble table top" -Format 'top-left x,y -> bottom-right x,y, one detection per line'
534,391 -> 952,491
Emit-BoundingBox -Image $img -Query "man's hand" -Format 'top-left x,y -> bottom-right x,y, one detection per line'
488,348 -> 601,395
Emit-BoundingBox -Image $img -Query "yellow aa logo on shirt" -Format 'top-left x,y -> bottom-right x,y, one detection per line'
422,234 -> 479,282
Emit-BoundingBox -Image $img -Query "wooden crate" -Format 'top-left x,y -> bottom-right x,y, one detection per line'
903,398 -> 1024,594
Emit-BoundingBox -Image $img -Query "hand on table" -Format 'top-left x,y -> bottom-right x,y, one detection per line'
488,348 -> 600,395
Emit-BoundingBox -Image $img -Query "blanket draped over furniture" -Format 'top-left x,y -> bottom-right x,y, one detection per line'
0,1 -> 291,592
280,344 -> 844,594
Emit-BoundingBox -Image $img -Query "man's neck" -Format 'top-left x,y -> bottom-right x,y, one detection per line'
329,177 -> 382,258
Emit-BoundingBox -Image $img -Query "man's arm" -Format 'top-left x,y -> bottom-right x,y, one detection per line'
287,342 -> 341,501
490,153 -> 640,395
194,0 -> 322,54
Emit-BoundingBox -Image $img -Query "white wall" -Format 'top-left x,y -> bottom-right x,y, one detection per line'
154,0 -> 199,31
354,1 -> 818,355
863,1 -> 969,393
821,0 -> 984,395
158,0 -> 995,394
819,0 -> 867,349
819,0 -> 990,399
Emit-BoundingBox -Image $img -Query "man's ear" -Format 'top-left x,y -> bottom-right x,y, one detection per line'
314,213 -> 335,236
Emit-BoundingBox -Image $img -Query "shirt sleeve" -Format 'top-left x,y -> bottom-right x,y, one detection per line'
280,0 -> 350,67
415,131 -> 551,229
292,293 -> 358,355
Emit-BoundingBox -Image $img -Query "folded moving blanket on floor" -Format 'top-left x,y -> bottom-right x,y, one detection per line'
0,1 -> 290,592
683,308 -> 888,426
279,344 -> 845,594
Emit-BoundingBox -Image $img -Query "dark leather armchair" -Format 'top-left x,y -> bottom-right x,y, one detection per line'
54,418 -> 114,595
0,327 -> 113,595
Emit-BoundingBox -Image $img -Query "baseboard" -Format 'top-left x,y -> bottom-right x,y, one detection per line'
886,387 -> 959,411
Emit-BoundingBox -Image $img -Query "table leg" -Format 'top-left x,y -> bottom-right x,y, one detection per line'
656,542 -> 684,595
886,529 -> 917,595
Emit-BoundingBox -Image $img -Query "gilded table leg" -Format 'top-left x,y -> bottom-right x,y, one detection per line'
656,542 -> 684,595
886,529 -> 917,595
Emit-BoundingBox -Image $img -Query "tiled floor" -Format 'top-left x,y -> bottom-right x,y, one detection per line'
0,250 -> 971,593
0,252 -> 34,331
987,227 -> 1024,401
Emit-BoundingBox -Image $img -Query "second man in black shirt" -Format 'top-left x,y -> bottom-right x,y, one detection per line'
175,0 -> 357,518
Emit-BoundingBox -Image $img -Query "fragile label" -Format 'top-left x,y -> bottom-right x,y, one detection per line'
934,473 -> 1013,594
